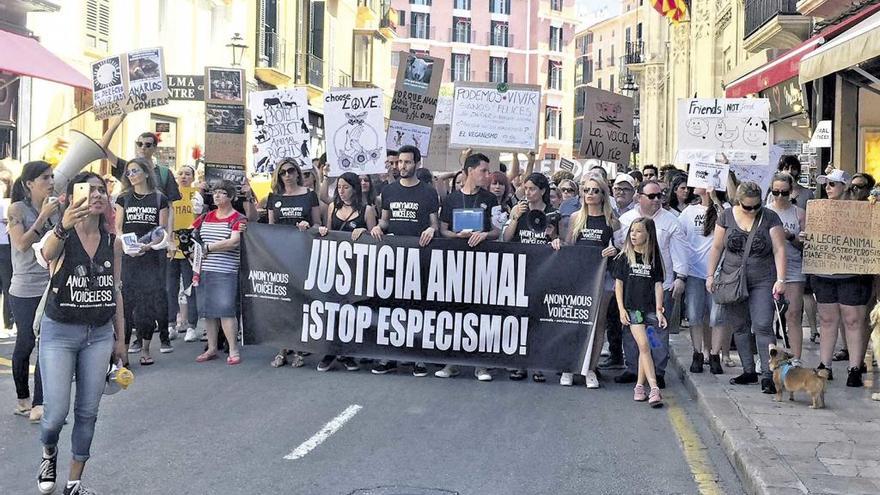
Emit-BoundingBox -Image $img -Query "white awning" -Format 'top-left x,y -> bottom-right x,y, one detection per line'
800,10 -> 880,84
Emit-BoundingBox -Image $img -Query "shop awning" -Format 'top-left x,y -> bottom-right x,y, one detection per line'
0,29 -> 90,90
799,10 -> 880,84
725,38 -> 823,98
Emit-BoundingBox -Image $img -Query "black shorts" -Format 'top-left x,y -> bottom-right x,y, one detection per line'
810,275 -> 873,306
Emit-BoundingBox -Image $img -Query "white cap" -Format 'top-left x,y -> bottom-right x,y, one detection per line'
613,173 -> 636,188
816,169 -> 851,184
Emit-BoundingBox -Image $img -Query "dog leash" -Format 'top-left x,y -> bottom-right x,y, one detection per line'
774,298 -> 790,349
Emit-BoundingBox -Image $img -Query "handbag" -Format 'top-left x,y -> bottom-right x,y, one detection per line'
712,211 -> 763,305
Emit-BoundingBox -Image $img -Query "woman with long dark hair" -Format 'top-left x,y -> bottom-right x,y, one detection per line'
666,174 -> 693,216
37,171 -> 125,495
7,161 -> 61,423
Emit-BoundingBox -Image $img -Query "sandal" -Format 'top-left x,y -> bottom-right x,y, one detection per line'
227,354 -> 241,365
139,356 -> 154,366
532,372 -> 546,383
290,353 -> 305,368
196,351 -> 217,363
270,354 -> 287,368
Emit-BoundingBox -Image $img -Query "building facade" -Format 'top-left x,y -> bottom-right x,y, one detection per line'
390,0 -> 579,159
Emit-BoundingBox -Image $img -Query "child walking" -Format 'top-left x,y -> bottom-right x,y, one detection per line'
613,217 -> 667,408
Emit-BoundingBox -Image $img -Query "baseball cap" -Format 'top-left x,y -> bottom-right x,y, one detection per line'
816,169 -> 851,184
613,173 -> 636,188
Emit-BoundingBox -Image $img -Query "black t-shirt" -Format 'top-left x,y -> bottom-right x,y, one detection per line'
115,191 -> 169,238
574,215 -> 613,248
440,188 -> 498,233
613,252 -> 665,313
114,158 -> 181,202
44,228 -> 116,326
330,206 -> 369,232
381,181 -> 440,237
268,191 -> 319,226
511,205 -> 559,244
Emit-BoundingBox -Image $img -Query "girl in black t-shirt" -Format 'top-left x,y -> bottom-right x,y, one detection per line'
614,217 -> 666,408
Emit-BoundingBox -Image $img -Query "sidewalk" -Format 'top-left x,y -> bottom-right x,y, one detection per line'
669,333 -> 880,495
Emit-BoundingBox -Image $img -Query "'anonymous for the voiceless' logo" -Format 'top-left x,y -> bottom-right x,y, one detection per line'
542,293 -> 594,324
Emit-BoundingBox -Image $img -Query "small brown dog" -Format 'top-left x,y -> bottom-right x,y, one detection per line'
769,347 -> 829,409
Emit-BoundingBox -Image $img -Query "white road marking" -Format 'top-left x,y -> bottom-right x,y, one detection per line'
284,404 -> 362,460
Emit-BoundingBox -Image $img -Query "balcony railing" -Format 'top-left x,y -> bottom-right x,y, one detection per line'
450,28 -> 475,43
295,53 -> 324,88
487,71 -> 513,84
257,30 -> 289,73
380,2 -> 397,30
332,69 -> 352,88
407,25 -> 434,40
451,70 -> 475,82
487,31 -> 513,47
744,0 -> 800,39
625,40 -> 644,64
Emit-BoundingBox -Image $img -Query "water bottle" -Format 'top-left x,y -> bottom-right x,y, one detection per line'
647,326 -> 661,349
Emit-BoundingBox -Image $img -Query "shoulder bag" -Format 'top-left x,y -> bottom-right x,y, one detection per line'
712,210 -> 763,305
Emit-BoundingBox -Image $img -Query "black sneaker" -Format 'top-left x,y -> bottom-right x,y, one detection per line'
860,361 -> 867,374
832,349 -> 849,361
63,481 -> 97,495
508,369 -> 526,381
338,356 -> 360,371
38,449 -> 57,495
598,356 -> 625,370
412,363 -> 429,377
846,367 -> 863,388
690,352 -> 704,373
371,361 -> 398,374
656,375 -> 666,389
708,354 -> 724,375
614,371 -> 637,383
316,355 -> 335,372
729,372 -> 759,385
816,362 -> 833,381
761,378 -> 777,394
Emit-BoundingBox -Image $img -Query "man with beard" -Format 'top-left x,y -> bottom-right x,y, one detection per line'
370,145 -> 439,377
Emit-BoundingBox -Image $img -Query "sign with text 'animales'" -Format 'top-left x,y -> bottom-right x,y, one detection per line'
676,98 -> 770,166
803,200 -> 880,275
578,86 -> 634,168
324,88 -> 386,177
387,52 -> 445,156
450,83 -> 541,152
249,88 -> 311,174
91,47 -> 170,120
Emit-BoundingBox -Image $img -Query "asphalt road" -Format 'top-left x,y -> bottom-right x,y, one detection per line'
0,335 -> 744,495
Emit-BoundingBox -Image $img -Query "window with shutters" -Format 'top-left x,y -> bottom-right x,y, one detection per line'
84,0 -> 111,52
545,107 -> 562,139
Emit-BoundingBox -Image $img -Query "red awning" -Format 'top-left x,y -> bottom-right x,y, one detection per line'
0,29 -> 90,90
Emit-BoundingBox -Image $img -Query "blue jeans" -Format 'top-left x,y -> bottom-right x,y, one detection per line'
39,316 -> 114,462
10,295 -> 43,404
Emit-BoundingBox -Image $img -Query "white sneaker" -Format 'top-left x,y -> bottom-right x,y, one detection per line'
600,341 -> 610,357
183,327 -> 198,342
434,365 -> 460,378
560,372 -> 574,386
475,368 -> 493,381
585,370 -> 599,389
168,326 -> 179,341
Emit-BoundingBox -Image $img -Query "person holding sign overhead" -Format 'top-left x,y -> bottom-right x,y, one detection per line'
434,152 -> 500,382
369,145 -> 439,377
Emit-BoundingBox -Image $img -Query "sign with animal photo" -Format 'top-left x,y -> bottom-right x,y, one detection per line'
324,88 -> 386,177
206,68 -> 244,104
578,86 -> 634,167
687,162 -> 729,191
677,98 -> 770,166
450,82 -> 541,152
91,47 -> 170,120
803,200 -> 880,275
250,88 -> 311,175
204,67 -> 247,180
387,52 -> 445,156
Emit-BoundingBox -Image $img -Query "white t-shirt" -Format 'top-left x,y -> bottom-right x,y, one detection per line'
677,204 -> 715,280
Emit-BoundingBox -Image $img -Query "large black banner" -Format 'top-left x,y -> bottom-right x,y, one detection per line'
241,225 -> 606,372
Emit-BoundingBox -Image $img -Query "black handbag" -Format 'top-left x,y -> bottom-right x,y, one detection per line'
712,211 -> 763,305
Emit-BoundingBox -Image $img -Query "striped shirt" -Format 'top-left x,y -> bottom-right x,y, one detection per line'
193,210 -> 246,274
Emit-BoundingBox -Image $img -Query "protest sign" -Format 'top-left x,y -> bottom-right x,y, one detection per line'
450,82 -> 541,152
676,98 -> 770,165
434,83 -> 455,125
809,120 -> 832,148
167,74 -> 204,101
172,186 -> 197,231
91,47 -> 170,120
249,88 -> 311,174
204,67 -> 246,189
324,88 -> 386,177
424,124 -> 500,172
242,227 -> 607,371
803,200 -> 880,275
688,162 -> 729,191
578,86 -> 634,168
728,144 -> 783,195
387,52 -> 444,156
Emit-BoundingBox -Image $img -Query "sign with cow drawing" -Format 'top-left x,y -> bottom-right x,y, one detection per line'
676,98 -> 770,166
324,87 -> 387,177
249,88 -> 311,174
386,52 -> 445,156
204,67 -> 247,189
577,86 -> 634,168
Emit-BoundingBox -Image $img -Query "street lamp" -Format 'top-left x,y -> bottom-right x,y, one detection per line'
226,33 -> 248,67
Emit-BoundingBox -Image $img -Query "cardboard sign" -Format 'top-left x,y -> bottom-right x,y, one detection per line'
172,186 -> 198,231
387,52 -> 445,156
249,88 -> 311,174
450,82 -> 541,152
578,86 -> 634,167
204,67 -> 246,188
167,74 -> 204,101
205,163 -> 246,189
687,162 -> 729,191
424,124 -> 500,172
809,120 -> 832,148
91,47 -> 170,120
324,88 -> 386,177
676,98 -> 770,165
803,200 -> 880,275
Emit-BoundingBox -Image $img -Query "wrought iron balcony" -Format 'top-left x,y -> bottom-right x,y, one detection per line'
257,30 -> 289,73
744,0 -> 800,39
625,40 -> 644,65
295,53 -> 324,88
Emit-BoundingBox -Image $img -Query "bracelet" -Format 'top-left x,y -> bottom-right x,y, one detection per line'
52,223 -> 69,240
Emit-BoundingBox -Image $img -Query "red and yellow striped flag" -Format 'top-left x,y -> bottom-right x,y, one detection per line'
652,0 -> 688,24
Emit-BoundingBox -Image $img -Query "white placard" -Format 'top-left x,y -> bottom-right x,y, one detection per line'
450,83 -> 541,152
688,162 -> 730,191
809,120 -> 832,148
249,88 -> 311,174
386,120 -> 431,156
324,88 -> 386,177
729,144 -> 783,195
434,83 -> 455,126
677,98 -> 770,165
91,47 -> 170,120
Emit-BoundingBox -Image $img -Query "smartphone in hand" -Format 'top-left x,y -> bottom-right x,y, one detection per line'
72,183 -> 90,206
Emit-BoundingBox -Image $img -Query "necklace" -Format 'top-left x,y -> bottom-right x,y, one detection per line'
133,191 -> 149,200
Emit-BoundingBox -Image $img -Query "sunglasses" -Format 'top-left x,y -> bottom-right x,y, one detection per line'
770,190 -> 791,197
278,168 -> 297,177
741,203 -> 762,211
135,141 -> 154,148
643,192 -> 663,200
826,181 -> 843,188
581,187 -> 601,194
126,169 -> 143,177
613,187 -> 633,193
211,189 -> 230,196
850,183 -> 868,190
560,187 -> 576,193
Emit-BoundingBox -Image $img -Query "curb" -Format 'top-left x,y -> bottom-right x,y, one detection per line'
668,335 -> 809,495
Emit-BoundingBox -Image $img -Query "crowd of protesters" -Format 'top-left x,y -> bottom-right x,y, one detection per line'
2,114 -> 879,493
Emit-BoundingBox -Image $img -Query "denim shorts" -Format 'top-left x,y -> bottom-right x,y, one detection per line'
626,309 -> 660,327
685,276 -> 719,326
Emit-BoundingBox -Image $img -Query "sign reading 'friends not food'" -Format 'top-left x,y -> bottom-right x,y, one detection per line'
677,98 -> 770,166
91,47 -> 170,120
803,200 -> 880,275
450,83 -> 541,152
578,86 -> 634,168
387,52 -> 444,157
